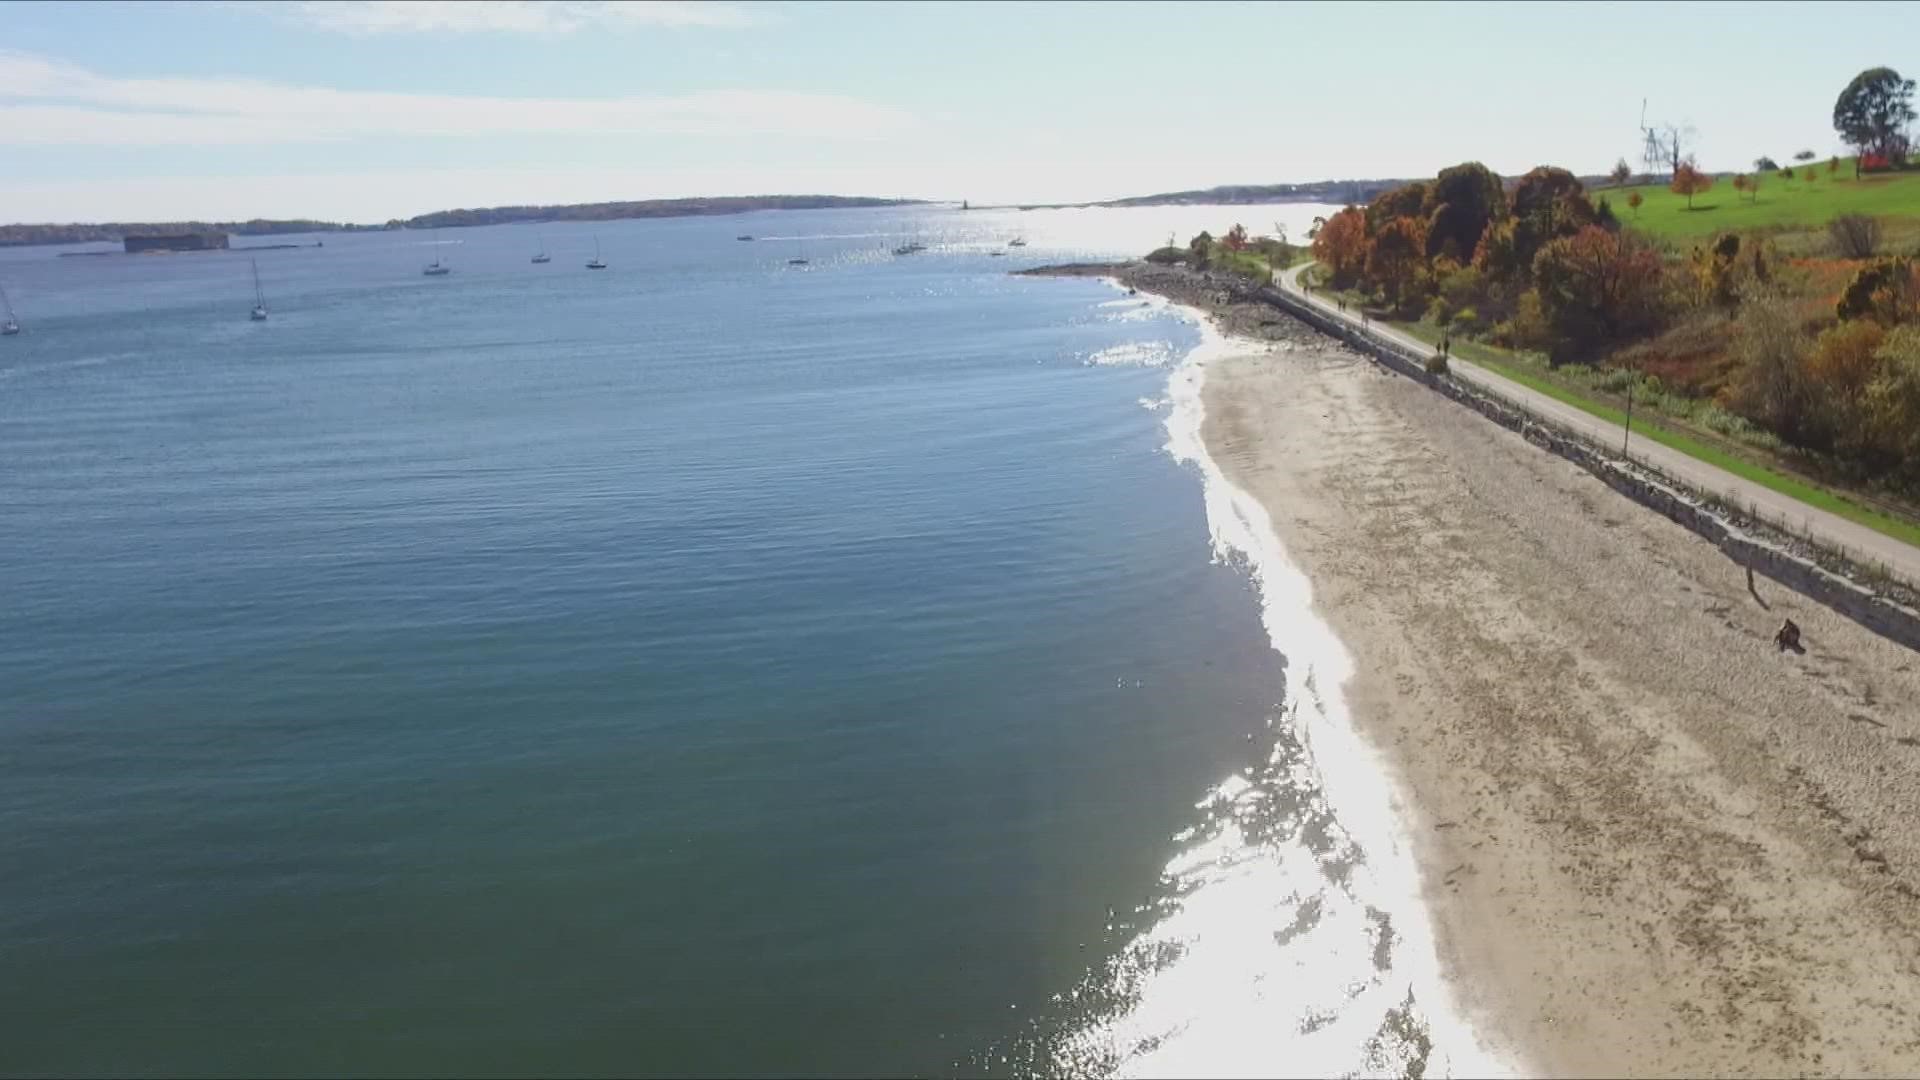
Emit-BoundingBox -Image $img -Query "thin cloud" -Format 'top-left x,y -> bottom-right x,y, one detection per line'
0,52 -> 907,146
285,1 -> 756,34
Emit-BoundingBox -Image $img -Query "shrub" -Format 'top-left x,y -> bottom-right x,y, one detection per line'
1836,257 -> 1919,323
1728,285 -> 1815,443
1145,246 -> 1186,265
1492,289 -> 1556,354
1806,319 -> 1889,451
1425,295 -> 1454,326
1829,214 -> 1881,258
1425,351 -> 1450,375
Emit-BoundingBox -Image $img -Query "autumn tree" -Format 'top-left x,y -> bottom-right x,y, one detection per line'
1779,166 -> 1796,183
1365,215 -> 1430,312
1529,225 -> 1665,362
1731,174 -> 1749,201
1223,224 -> 1249,252
1829,155 -> 1842,176
1311,207 -> 1370,288
1627,191 -> 1644,216
1610,158 -> 1633,186
1423,161 -> 1505,262
1669,161 -> 1713,209
1747,170 -> 1762,202
1477,166 -> 1599,280
1834,66 -> 1917,175
1365,181 -> 1430,233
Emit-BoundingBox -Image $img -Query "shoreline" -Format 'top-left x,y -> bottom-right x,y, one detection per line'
1086,265 -> 1920,1074
1154,300 -> 1518,1077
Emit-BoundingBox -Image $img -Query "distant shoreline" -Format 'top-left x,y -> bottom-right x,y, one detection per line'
0,195 -> 925,251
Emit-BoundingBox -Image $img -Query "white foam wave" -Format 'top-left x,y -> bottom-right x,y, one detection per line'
1056,295 -> 1516,1078
1085,341 -> 1176,368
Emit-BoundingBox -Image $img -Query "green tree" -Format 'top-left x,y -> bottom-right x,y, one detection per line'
1423,161 -> 1506,262
1753,155 -> 1780,172
1188,231 -> 1214,270
1833,67 -> 1917,174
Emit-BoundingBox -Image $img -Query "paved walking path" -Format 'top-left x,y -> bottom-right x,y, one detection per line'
1276,262 -> 1920,587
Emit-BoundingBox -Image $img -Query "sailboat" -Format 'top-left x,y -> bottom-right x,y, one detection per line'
249,259 -> 269,321
423,229 -> 451,276
892,235 -> 927,256
1007,237 -> 1027,248
1,282 -> 20,336
532,235 -> 551,264
787,236 -> 809,266
587,237 -> 607,270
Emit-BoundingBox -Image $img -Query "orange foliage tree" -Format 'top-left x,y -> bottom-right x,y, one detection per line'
1365,215 -> 1430,311
1530,225 -> 1665,361
1669,161 -> 1714,209
1223,223 -> 1249,252
1627,191 -> 1644,216
1311,207 -> 1371,288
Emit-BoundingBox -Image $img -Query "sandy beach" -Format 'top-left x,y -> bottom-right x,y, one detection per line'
1190,311 -> 1920,1075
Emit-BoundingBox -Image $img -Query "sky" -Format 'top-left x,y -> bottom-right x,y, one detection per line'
1,0 -> 1914,223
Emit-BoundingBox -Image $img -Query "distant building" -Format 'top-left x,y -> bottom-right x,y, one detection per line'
124,232 -> 229,254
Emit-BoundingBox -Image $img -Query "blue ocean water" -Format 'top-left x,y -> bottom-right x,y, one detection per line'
0,204 -> 1488,1078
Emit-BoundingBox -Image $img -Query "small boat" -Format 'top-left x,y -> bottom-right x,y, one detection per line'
893,240 -> 927,256
989,251 -> 1005,257
532,235 -> 551,264
787,257 -> 810,266
736,234 -> 754,242
587,237 -> 607,270
423,230 -> 451,276
249,258 -> 269,321
1007,237 -> 1027,248
1,282 -> 20,335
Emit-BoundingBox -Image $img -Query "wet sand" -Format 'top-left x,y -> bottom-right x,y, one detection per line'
1200,331 -> 1920,1076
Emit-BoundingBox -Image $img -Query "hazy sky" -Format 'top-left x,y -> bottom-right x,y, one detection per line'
2,0 -> 1913,222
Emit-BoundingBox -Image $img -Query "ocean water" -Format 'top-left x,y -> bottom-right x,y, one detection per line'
0,205 -> 1500,1077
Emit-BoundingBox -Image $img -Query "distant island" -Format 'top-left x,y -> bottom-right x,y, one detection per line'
0,194 -> 922,249
1096,179 -> 1418,207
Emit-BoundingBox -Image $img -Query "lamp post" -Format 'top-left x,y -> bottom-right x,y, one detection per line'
1623,378 -> 1634,457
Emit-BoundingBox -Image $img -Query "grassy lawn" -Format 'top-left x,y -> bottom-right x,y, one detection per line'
1601,158 -> 1920,242
1378,317 -> 1920,548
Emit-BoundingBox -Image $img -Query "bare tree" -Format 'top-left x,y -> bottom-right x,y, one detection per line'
1638,101 -> 1698,179
1659,124 -> 1698,177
